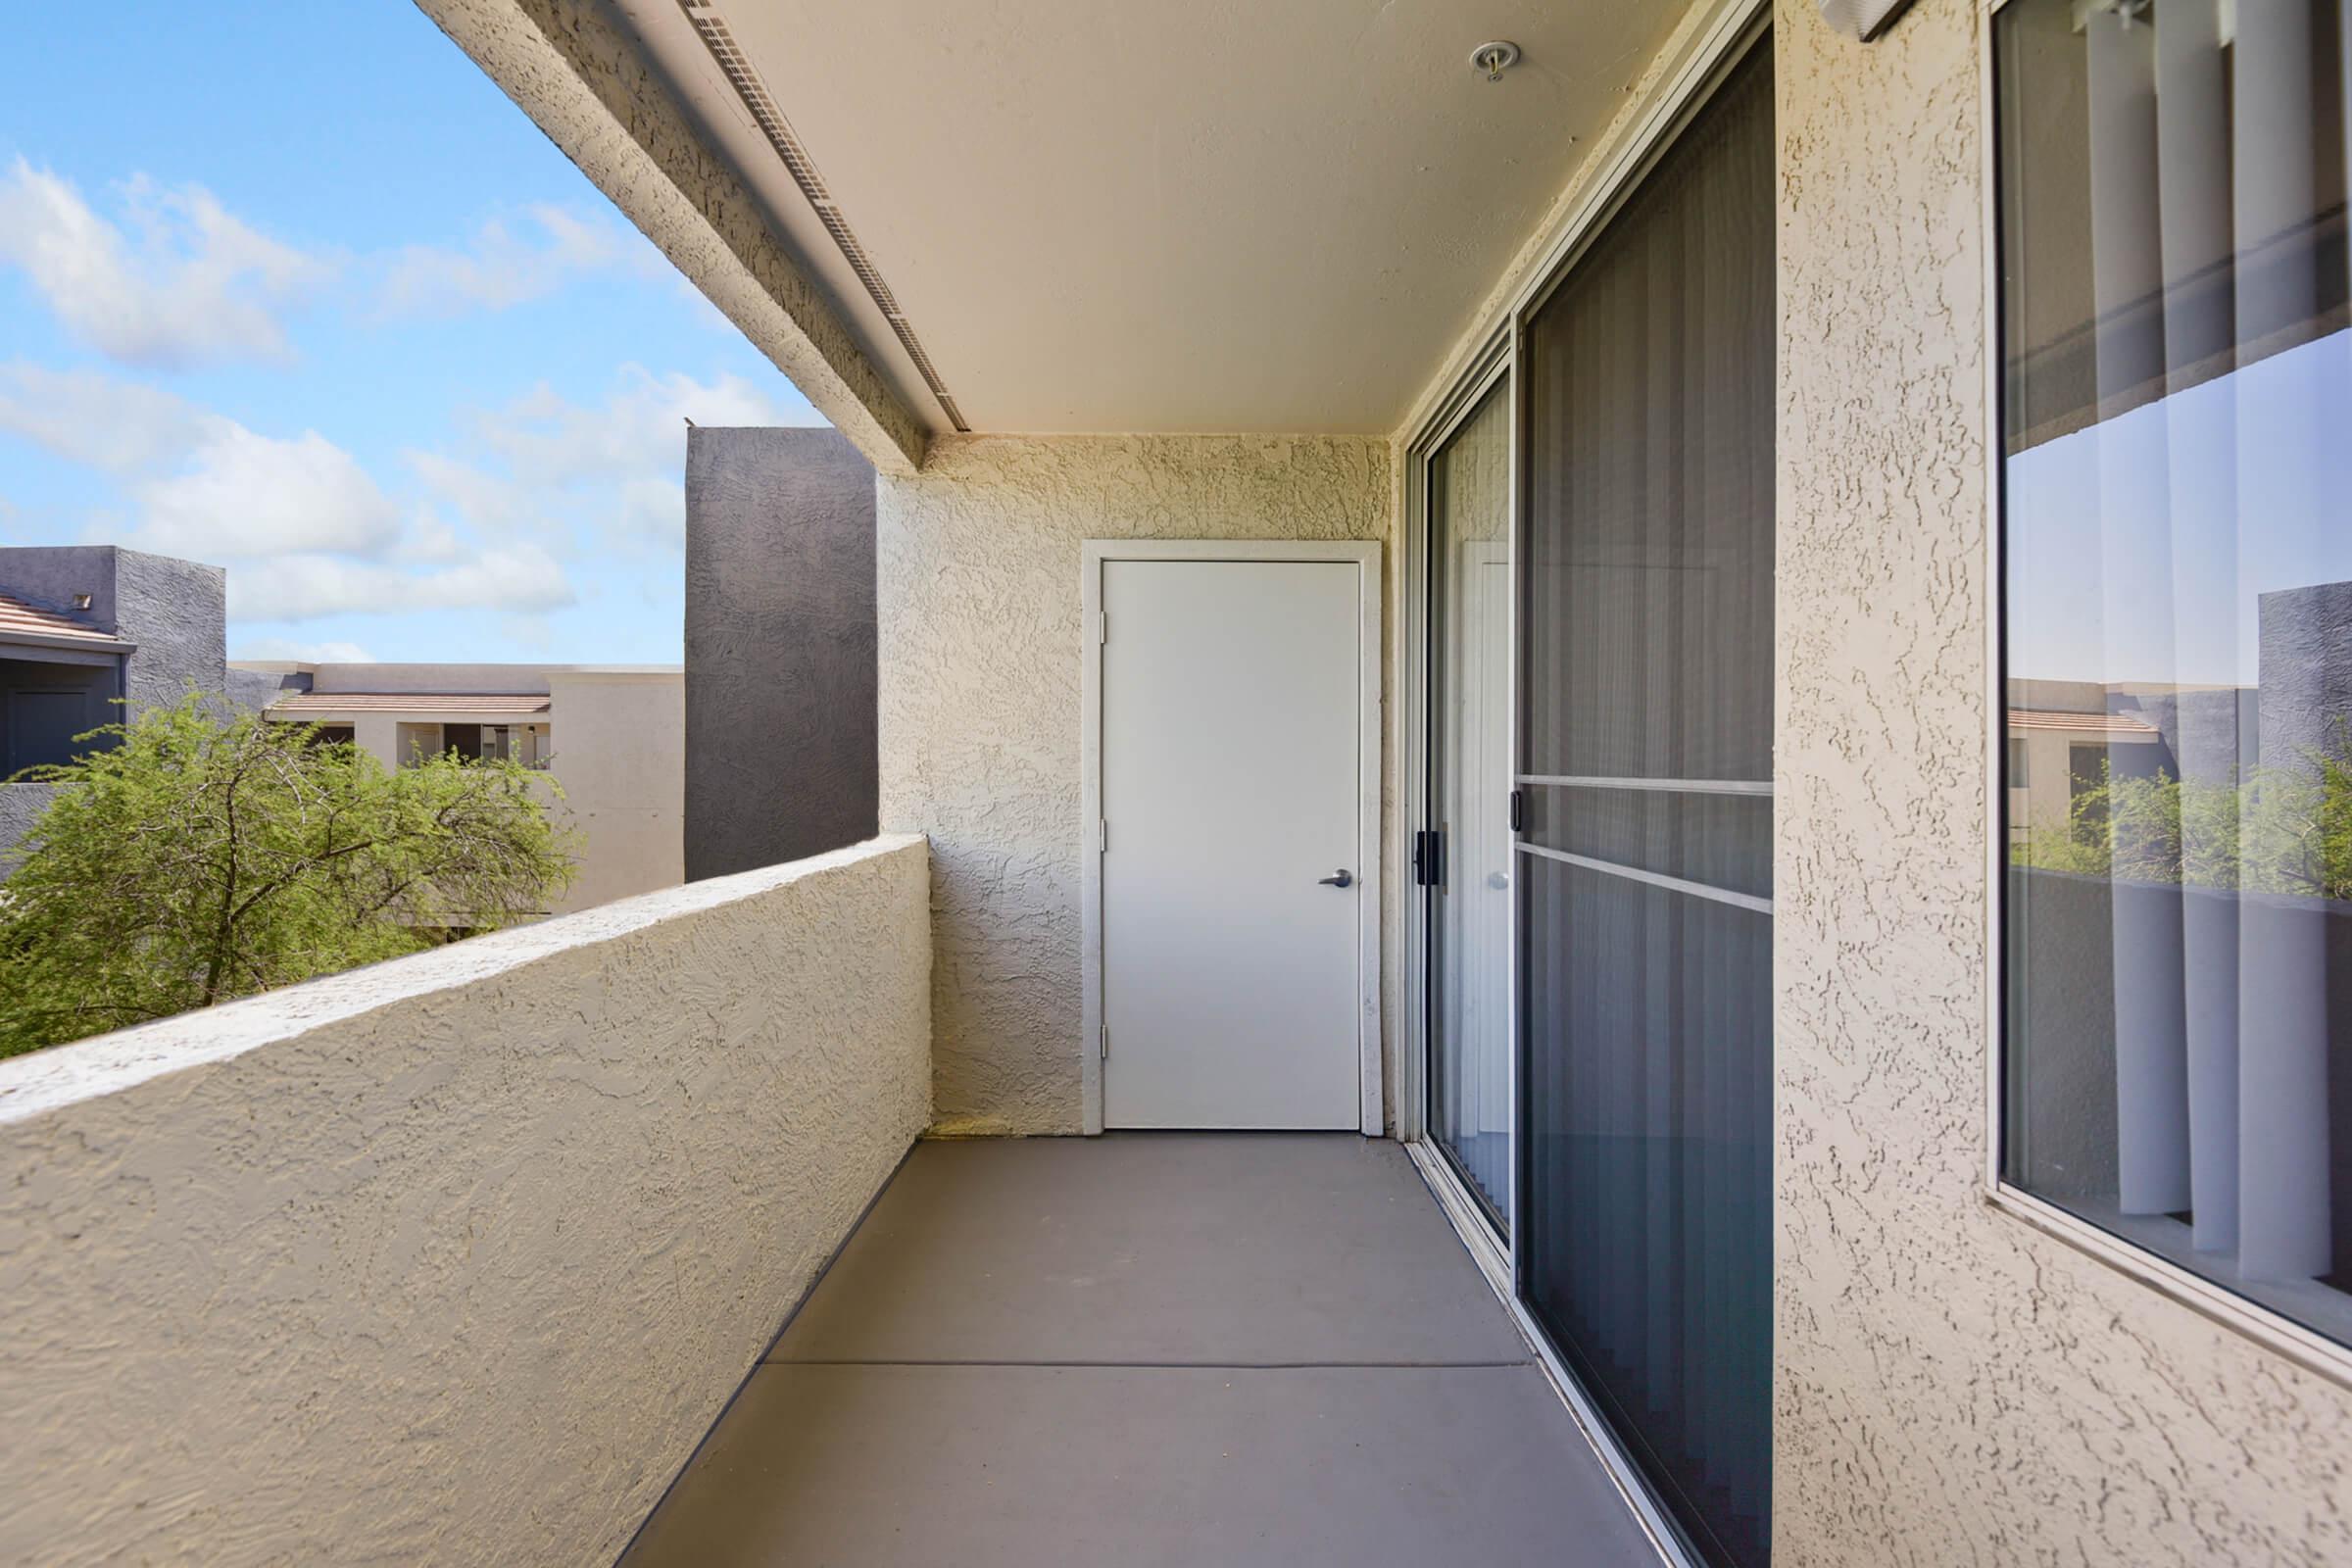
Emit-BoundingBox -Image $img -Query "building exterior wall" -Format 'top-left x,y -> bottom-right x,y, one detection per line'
877,434 -> 1395,1135
303,662 -> 550,696
684,425 -> 878,881
1772,0 -> 2352,1562
232,662 -> 684,913
0,781 -> 60,877
0,546 -> 224,713
547,669 -> 685,911
2259,580 -> 2352,780
223,664 -> 303,713
110,547 -> 226,712
0,834 -> 932,1568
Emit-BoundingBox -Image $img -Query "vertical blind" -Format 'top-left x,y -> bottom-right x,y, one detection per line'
1999,0 -> 2352,1341
1519,40 -> 1774,1568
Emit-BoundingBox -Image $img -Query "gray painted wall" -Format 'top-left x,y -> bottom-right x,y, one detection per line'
0,546 -> 226,712
0,782 -> 60,877
224,665 -> 308,714
2260,579 -> 2352,775
684,426 -> 877,880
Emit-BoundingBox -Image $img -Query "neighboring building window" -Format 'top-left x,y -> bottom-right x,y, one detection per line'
2007,736 -> 2031,787
1997,0 -> 2352,1343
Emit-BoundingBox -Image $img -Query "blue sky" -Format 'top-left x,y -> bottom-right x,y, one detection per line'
0,3 -> 821,665
2007,329 -> 2352,689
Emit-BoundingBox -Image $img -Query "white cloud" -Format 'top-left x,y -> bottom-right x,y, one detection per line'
375,205 -> 664,318
0,361 -> 209,473
410,367 -> 800,556
230,637 -> 376,663
0,161 -> 326,368
461,368 -> 807,549
614,474 -> 684,546
228,545 -> 576,621
477,368 -> 796,482
131,423 -> 401,561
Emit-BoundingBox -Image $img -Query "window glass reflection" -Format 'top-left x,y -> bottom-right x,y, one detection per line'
1999,0 -> 2352,1340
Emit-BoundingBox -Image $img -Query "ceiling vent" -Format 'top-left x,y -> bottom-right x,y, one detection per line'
676,0 -> 969,431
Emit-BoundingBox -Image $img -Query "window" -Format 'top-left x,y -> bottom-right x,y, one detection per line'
1997,0 -> 2352,1344
2008,736 -> 2031,787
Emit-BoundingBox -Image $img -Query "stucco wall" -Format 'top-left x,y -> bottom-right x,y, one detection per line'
877,434 -> 1394,1134
1773,1 -> 2352,1562
0,545 -> 225,712
0,781 -> 59,877
684,425 -> 878,880
111,547 -> 227,712
0,834 -> 931,1568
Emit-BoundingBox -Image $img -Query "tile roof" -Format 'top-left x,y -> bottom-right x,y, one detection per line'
2008,708 -> 2162,736
0,587 -> 125,648
268,692 -> 552,716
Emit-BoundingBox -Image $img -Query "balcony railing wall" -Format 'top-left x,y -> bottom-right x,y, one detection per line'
0,833 -> 931,1567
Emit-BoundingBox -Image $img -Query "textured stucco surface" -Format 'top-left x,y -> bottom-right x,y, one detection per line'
0,835 -> 931,1568
0,545 -> 225,712
878,435 -> 1394,1135
110,546 -> 227,712
1773,2 -> 2352,1562
221,663 -> 299,714
0,782 -> 59,876
685,425 -> 878,880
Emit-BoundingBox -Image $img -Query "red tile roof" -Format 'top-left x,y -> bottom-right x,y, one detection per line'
0,587 -> 124,647
2008,708 -> 2161,736
268,692 -> 551,716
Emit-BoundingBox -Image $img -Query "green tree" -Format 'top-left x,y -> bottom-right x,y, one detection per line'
0,694 -> 577,1057
2013,720 -> 2352,901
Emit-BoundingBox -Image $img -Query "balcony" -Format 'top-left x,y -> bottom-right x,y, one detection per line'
0,834 -> 1652,1565
621,1134 -> 1653,1565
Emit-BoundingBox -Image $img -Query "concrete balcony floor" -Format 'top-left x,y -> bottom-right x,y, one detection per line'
622,1133 -> 1655,1566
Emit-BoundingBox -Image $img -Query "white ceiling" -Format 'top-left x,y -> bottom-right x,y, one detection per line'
617,0 -> 1689,435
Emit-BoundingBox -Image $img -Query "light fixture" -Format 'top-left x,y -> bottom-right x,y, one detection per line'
71,593 -> 91,611
1469,40 -> 1521,82
1818,0 -> 1916,40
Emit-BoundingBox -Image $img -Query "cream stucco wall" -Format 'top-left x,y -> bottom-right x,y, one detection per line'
1773,0 -> 2352,1561
0,835 -> 931,1567
877,434 -> 1396,1135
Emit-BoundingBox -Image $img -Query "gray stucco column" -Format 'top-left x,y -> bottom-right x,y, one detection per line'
683,425 -> 878,879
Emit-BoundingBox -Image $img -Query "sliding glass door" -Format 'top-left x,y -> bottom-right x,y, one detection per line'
1411,31 -> 1773,1568
1425,377 -> 1515,1230
1517,40 -> 1774,1568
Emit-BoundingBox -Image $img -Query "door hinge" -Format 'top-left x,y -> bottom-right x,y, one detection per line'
1098,816 -> 1108,854
1097,612 -> 1107,645
1100,1023 -> 1110,1060
1508,788 -> 1524,832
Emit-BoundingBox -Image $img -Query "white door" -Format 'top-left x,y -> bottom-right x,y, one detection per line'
1099,556 -> 1365,1129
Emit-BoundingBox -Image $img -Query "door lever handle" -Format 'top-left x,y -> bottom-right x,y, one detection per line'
1319,868 -> 1354,888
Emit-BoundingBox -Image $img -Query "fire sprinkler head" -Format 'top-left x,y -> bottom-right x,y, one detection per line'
1470,40 -> 1522,82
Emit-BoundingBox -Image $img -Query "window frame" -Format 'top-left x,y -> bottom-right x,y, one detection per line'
1977,0 -> 2352,1391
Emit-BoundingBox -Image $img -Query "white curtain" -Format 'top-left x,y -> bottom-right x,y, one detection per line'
2008,0 -> 2352,1293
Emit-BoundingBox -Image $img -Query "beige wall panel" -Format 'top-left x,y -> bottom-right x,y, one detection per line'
1773,0 -> 2352,1561
878,435 -> 1395,1135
